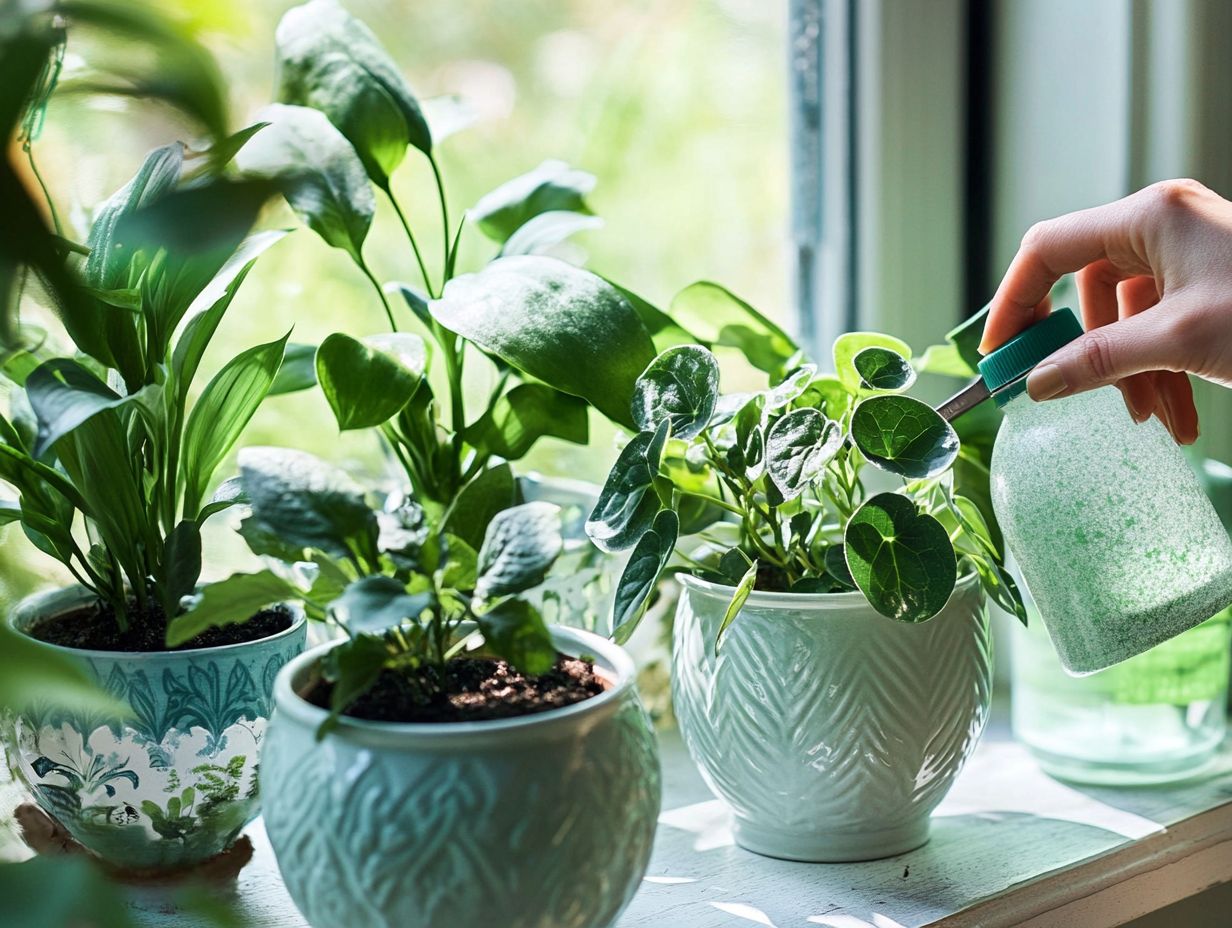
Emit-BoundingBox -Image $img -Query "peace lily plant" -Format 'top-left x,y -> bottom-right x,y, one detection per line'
0,1 -> 308,874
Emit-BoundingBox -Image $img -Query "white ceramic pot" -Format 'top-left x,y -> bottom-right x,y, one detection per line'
261,626 -> 661,928
672,572 -> 990,862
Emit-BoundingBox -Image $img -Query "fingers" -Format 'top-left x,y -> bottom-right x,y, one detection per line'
1113,274 -> 1162,423
980,198 -> 1154,353
1024,305 -> 1180,401
1077,261 -> 1153,421
1155,370 -> 1199,444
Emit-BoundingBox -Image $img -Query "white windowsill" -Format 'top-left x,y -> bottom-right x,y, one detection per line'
103,704 -> 1232,928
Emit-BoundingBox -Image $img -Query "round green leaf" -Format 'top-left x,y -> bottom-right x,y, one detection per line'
833,332 -> 912,392
316,332 -> 426,430
632,345 -> 719,440
844,492 -> 956,622
851,395 -> 959,478
765,408 -> 842,501
853,346 -> 916,392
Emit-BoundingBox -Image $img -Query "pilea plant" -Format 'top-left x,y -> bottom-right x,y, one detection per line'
586,314 -> 1029,648
166,446 -> 564,730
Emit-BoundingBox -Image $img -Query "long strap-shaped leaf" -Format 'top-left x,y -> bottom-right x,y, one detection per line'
180,332 -> 290,517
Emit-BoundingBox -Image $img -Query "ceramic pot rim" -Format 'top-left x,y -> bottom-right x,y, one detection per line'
676,568 -> 981,612
273,625 -> 636,743
7,584 -> 308,659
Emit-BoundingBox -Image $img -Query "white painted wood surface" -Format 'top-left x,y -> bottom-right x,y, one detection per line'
104,715 -> 1232,928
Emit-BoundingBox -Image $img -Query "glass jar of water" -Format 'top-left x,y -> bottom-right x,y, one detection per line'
1012,588 -> 1230,784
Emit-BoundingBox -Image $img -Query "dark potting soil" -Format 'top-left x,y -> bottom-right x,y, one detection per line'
29,597 -> 293,653
306,655 -> 607,724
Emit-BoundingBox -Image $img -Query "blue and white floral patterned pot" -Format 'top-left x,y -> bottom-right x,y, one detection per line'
262,626 -> 661,928
3,585 -> 306,869
673,571 -> 991,862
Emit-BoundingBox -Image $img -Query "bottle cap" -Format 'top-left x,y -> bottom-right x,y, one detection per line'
977,307 -> 1083,391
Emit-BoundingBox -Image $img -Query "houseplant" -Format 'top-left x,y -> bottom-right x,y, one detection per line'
150,7 -> 661,919
586,299 -> 1027,861
0,7 -> 306,869
166,446 -> 660,928
224,0 -> 660,644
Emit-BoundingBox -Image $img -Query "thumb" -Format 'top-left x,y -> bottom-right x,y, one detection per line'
1025,307 -> 1184,401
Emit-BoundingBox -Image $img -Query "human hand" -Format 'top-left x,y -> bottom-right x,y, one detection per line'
979,179 -> 1232,444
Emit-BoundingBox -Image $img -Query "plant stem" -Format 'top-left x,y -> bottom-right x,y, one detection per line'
24,143 -> 61,237
428,155 -> 450,286
385,186 -> 436,299
357,257 -> 398,331
676,489 -> 743,516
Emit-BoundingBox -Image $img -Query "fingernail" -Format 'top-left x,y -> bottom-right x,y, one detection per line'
1026,364 -> 1067,401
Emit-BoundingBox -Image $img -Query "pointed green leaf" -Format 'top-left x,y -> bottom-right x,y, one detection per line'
276,0 -> 431,186
474,598 -> 555,676
669,281 -> 798,376
25,358 -> 126,457
239,446 -> 378,563
430,256 -> 655,428
471,160 -> 594,244
715,561 -> 758,654
158,520 -> 202,618
316,331 -> 426,430
765,408 -> 842,500
463,382 -> 588,461
237,103 -> 374,262
269,341 -> 318,395
181,332 -> 290,512
475,501 -> 563,600
500,211 -> 603,257
167,570 -> 301,646
612,509 -> 679,643
586,420 -> 670,553
331,576 -> 432,634
443,463 -> 517,550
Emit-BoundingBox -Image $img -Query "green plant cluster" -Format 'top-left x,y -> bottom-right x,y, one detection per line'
586,312 -> 1029,649
0,0 -> 1025,732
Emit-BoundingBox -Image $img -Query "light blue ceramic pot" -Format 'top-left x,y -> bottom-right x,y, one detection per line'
673,572 -> 991,862
262,626 -> 661,928
4,585 -> 306,869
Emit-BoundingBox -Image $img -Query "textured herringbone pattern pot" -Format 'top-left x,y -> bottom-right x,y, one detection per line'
261,626 -> 661,928
672,572 -> 990,862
